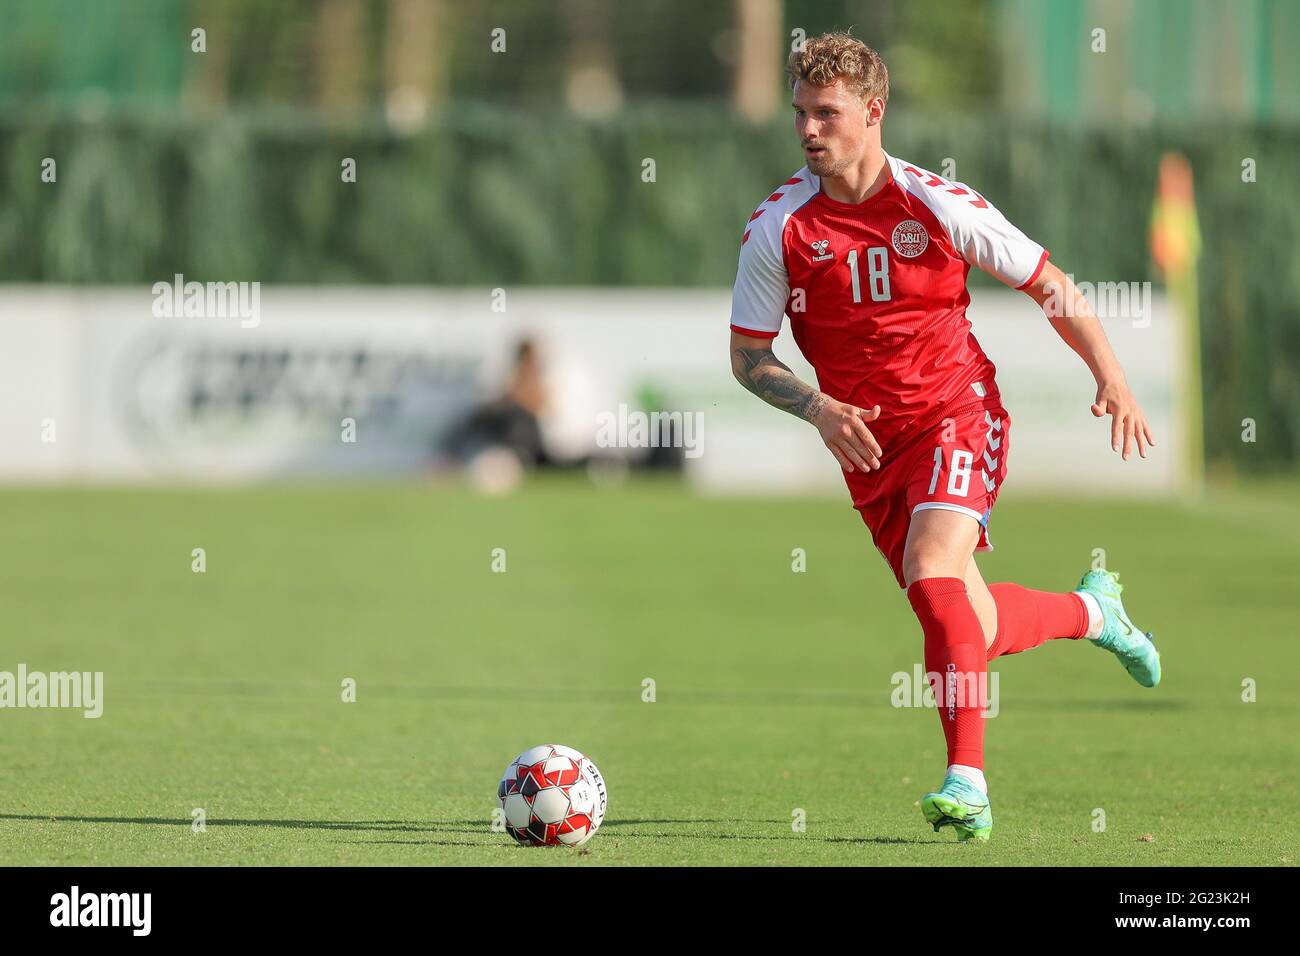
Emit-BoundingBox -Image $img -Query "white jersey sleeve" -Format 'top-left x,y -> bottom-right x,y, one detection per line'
889,155 -> 1049,289
729,170 -> 818,338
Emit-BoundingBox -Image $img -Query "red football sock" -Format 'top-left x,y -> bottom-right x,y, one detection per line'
907,577 -> 988,770
985,583 -> 1090,661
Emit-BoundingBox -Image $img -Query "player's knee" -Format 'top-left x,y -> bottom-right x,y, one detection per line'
902,542 -> 961,586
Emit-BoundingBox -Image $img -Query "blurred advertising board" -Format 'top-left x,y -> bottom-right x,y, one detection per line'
0,286 -> 1184,493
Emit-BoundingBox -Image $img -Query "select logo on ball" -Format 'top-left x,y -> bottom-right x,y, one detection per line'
891,219 -> 929,258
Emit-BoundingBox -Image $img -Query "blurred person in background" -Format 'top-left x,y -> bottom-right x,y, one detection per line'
445,337 -> 550,487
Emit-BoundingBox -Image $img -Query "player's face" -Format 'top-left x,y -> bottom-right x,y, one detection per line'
793,79 -> 869,178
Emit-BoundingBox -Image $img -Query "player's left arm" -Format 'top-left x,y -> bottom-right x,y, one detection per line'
1020,261 -> 1155,460
929,173 -> 1154,461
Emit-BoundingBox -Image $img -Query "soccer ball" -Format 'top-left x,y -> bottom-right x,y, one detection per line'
497,744 -> 607,847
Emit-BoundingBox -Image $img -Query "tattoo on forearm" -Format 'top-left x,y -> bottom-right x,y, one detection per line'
731,346 -> 826,422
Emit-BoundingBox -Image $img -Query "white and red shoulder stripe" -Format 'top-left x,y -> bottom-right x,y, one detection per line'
887,152 -> 1048,290
741,169 -> 819,246
729,168 -> 819,339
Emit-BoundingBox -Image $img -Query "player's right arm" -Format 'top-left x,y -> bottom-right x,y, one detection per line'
729,331 -> 882,473
727,193 -> 881,473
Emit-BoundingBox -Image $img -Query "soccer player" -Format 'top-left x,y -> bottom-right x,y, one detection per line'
728,33 -> 1161,842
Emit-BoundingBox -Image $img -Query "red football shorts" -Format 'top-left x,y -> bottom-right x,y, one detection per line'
844,399 -> 1011,588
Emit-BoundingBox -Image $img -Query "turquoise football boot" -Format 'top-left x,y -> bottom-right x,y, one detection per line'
921,772 -> 992,842
1076,569 -> 1161,688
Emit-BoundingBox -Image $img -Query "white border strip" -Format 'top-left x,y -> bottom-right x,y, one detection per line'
912,501 -> 986,524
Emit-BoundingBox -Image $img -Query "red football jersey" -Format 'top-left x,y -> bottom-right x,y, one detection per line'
729,152 -> 1048,451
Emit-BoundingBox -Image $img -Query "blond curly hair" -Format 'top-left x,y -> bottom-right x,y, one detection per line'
787,32 -> 889,103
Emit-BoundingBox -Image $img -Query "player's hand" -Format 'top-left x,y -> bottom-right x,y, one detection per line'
1091,379 -> 1155,460
811,397 -> 883,473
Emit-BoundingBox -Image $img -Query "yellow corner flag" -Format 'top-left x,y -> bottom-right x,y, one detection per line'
1150,152 -> 1203,490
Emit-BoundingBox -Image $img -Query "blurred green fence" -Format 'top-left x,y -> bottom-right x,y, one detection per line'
0,109 -> 1295,471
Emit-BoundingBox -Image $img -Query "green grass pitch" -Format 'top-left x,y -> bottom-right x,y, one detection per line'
1,477 -> 1295,866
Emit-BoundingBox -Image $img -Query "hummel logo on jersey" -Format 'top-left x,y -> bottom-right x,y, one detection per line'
810,239 -> 834,262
